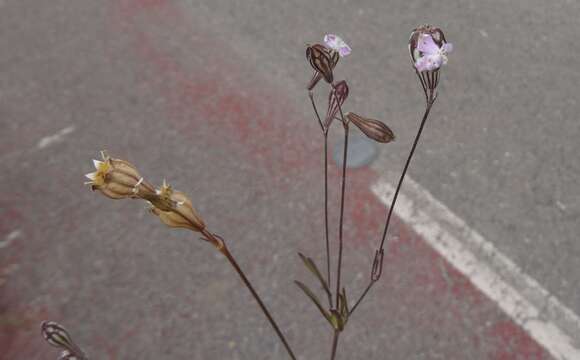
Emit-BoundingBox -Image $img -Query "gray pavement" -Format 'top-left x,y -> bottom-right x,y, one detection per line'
197,0 -> 580,321
1,0 -> 579,359
199,0 -> 580,316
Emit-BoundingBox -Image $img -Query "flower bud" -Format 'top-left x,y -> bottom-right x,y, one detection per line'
84,151 -> 156,200
325,80 -> 349,128
41,321 -> 74,349
41,321 -> 87,360
306,44 -> 336,85
346,112 -> 395,143
58,350 -> 78,360
148,181 -> 206,232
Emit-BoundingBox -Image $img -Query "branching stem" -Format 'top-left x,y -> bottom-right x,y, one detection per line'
309,91 -> 333,307
349,98 -> 435,315
335,122 -> 349,309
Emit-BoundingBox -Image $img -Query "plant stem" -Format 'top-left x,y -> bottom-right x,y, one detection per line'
335,122 -> 349,309
330,330 -> 341,360
349,99 -> 435,315
204,231 -> 297,360
348,281 -> 373,316
324,132 -> 332,301
309,91 -> 332,307
309,91 -> 325,132
377,100 -> 433,251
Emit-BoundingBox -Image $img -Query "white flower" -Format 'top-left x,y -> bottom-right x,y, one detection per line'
324,34 -> 351,57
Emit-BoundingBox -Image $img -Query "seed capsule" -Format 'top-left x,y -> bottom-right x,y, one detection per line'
84,151 -> 155,200
148,182 -> 205,232
306,44 -> 336,85
325,80 -> 349,128
346,112 -> 395,143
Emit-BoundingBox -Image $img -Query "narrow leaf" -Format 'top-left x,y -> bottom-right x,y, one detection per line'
338,295 -> 344,316
298,253 -> 332,305
329,309 -> 344,331
294,280 -> 332,324
342,288 -> 349,315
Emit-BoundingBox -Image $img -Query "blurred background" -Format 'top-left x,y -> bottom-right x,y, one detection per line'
1,0 -> 579,358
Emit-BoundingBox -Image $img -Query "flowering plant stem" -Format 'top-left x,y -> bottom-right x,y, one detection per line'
335,121 -> 349,310
309,90 -> 333,305
330,330 -> 341,360
349,98 -> 435,316
324,134 -> 332,297
201,229 -> 297,360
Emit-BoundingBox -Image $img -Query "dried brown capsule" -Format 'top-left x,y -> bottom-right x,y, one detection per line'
346,112 -> 395,143
307,47 -> 339,90
306,44 -> 336,85
84,151 -> 156,200
325,80 -> 349,128
149,181 -> 206,233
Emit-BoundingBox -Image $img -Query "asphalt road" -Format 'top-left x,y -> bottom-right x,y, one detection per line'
1,0 -> 579,359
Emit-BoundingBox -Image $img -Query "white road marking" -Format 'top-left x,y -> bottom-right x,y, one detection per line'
0,229 -> 21,249
371,175 -> 580,360
37,126 -> 75,149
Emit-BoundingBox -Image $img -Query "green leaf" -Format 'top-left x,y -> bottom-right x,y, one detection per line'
339,288 -> 349,324
297,252 -> 332,305
294,280 -> 332,325
329,309 -> 344,331
342,288 -> 349,312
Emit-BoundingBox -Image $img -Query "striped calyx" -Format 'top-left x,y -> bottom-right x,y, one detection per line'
306,44 -> 337,85
346,112 -> 395,143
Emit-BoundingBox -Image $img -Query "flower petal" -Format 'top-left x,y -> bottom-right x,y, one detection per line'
324,34 -> 337,45
85,172 -> 97,181
338,44 -> 352,57
92,159 -> 104,170
417,34 -> 439,54
414,56 -> 430,71
324,34 -> 351,57
442,42 -> 453,54
415,54 -> 443,71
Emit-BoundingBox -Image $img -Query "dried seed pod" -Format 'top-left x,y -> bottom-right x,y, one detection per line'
307,47 -> 339,90
346,112 -> 395,143
306,44 -> 335,85
84,151 -> 155,200
144,179 -> 178,211
325,80 -> 349,128
149,182 -> 206,232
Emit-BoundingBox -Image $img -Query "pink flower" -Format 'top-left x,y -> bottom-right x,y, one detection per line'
414,34 -> 453,72
324,34 -> 351,57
